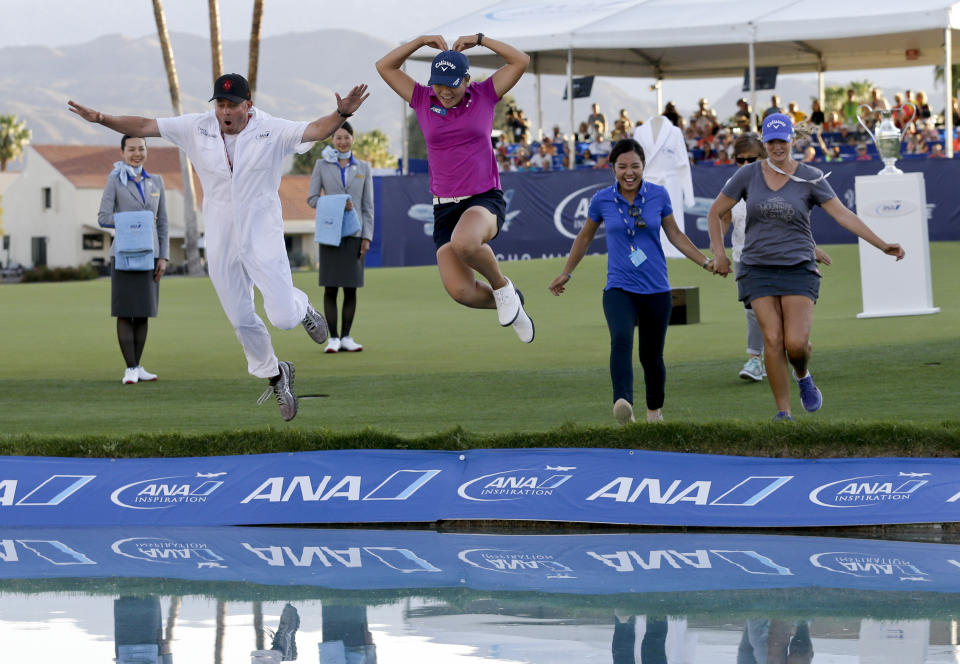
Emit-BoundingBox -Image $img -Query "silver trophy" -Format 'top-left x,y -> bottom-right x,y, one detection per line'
857,102 -> 916,175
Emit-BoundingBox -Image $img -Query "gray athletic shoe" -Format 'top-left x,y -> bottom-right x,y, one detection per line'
270,603 -> 300,661
301,304 -> 329,344
258,361 -> 298,421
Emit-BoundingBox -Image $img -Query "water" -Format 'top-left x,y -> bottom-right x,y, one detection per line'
2,526 -> 960,662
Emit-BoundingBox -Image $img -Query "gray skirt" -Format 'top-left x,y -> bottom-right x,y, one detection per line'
111,258 -> 159,318
318,236 -> 365,288
736,260 -> 821,305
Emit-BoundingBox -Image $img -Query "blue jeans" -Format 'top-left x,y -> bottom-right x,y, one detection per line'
602,288 -> 672,411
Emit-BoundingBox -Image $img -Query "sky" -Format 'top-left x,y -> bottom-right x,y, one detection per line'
0,0 -> 943,117
0,0 -> 494,48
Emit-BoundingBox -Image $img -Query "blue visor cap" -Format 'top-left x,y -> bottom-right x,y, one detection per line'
428,50 -> 469,88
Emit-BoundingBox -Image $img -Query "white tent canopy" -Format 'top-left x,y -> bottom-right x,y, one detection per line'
410,0 -> 959,160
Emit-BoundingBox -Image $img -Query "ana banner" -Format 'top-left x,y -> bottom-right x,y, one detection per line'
2,527 -> 960,597
2,449 -> 960,528
373,160 -> 960,267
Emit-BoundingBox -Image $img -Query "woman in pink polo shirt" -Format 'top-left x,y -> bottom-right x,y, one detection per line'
376,34 -> 534,343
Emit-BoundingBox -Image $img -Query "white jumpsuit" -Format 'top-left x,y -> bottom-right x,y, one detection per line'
633,119 -> 695,259
158,108 -> 311,378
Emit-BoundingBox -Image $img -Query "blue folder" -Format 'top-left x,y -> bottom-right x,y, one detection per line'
315,194 -> 361,246
114,210 -> 155,271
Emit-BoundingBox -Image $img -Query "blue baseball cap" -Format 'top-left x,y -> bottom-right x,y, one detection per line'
428,50 -> 469,88
762,113 -> 794,142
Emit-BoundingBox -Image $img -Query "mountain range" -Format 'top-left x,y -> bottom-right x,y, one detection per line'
1,29 -> 663,153
2,29 -> 932,156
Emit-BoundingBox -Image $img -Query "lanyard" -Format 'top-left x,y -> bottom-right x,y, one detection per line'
614,184 -> 647,249
765,158 -> 830,184
132,178 -> 146,204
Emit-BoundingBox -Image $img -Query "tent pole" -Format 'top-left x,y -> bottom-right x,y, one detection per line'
946,27 -> 954,158
567,47 -> 575,170
401,61 -> 409,175
817,58 -> 825,111
655,78 -> 662,115
534,53 -> 543,140
748,26 -> 757,132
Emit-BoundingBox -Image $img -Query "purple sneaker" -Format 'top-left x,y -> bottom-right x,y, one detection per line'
772,411 -> 795,422
797,374 -> 823,412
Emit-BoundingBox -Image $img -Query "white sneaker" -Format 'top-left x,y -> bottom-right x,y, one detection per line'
324,337 -> 340,353
512,306 -> 535,343
739,356 -> 764,382
122,367 -> 139,385
646,410 -> 664,423
340,336 -> 363,352
492,278 -> 520,326
136,366 -> 158,381
613,398 -> 635,425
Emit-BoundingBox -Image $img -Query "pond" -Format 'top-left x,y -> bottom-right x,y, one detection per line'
1,526 -> 959,662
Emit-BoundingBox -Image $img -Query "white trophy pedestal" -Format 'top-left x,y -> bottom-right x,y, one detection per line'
854,172 -> 939,318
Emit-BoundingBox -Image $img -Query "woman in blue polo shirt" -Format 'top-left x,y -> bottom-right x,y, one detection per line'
549,138 -> 716,424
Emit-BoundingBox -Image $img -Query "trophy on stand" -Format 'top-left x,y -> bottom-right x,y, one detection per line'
853,101 -> 938,319
857,102 -> 915,175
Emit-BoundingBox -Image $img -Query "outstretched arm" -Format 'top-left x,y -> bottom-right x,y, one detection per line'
452,34 -> 529,98
376,36 -> 448,103
662,214 -> 716,272
548,217 -> 600,295
301,84 -> 370,143
821,197 -> 905,259
68,100 -> 160,137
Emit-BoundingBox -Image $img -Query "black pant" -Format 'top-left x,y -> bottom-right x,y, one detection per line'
602,288 -> 672,410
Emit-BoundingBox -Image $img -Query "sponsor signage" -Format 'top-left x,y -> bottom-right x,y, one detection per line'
3,527 -> 960,598
2,449 -> 960,527
373,159 -> 960,268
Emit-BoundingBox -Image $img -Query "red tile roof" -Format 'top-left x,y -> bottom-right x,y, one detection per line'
33,146 -> 318,220
279,175 -> 313,220
33,145 -> 203,204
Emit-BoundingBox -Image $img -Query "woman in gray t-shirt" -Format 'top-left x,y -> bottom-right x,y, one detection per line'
706,114 -> 904,422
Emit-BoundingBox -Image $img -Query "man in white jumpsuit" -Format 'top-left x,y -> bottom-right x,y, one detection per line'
68,74 -> 369,421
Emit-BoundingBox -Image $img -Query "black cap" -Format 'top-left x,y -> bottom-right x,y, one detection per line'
209,73 -> 251,104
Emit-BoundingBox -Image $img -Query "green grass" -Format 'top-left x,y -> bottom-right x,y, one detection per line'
1,243 -> 958,442
2,578 -> 958,621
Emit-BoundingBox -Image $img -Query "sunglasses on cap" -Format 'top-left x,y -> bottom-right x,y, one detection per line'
735,155 -> 759,164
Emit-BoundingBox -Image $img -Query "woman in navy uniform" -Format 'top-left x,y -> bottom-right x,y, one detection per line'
97,135 -> 169,385
307,122 -> 374,353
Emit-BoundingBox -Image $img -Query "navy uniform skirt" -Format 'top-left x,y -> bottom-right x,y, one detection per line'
318,236 -> 365,288
111,258 -> 159,318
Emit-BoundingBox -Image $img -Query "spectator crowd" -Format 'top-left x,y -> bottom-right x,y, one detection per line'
493,88 -> 960,172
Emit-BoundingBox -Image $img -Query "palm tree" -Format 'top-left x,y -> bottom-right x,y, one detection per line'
934,64 -> 960,99
208,0 -> 224,80
248,0 -> 264,98
151,0 -> 203,276
0,114 -> 31,171
215,599 -> 227,664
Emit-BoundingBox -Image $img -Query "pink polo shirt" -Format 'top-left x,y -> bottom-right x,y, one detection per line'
410,77 -> 501,198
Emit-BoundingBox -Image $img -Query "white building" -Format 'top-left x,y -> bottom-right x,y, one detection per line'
0,145 -> 318,271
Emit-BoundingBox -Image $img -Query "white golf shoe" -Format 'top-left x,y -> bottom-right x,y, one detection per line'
492,278 -> 521,326
122,367 -> 139,385
137,366 -> 158,381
